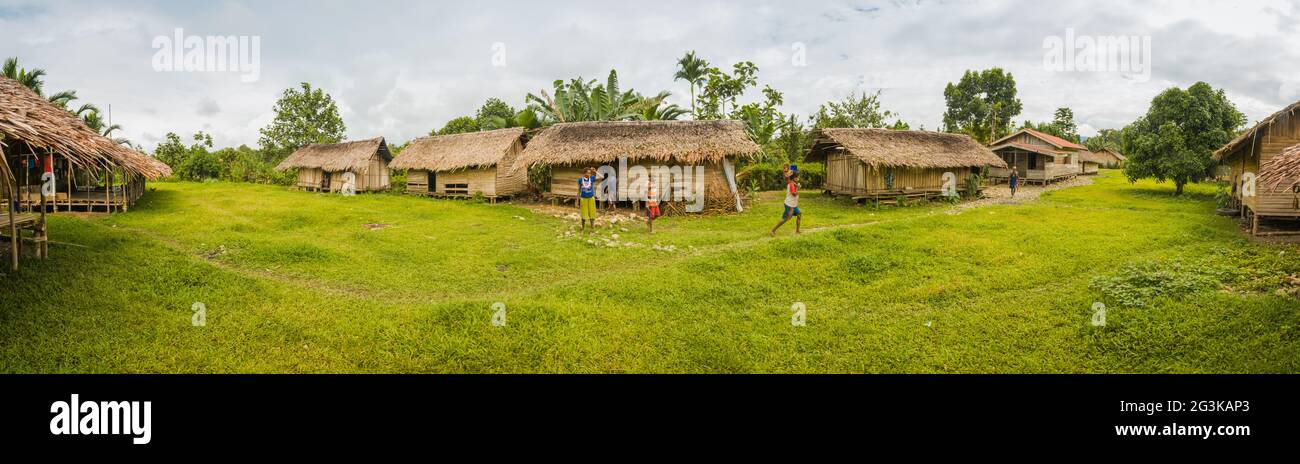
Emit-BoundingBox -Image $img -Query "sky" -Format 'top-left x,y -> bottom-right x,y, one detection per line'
1,0 -> 1297,151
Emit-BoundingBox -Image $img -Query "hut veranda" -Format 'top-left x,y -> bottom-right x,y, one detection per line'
806,128 -> 1006,201
516,120 -> 760,214
1215,99 -> 1300,235
987,128 -> 1087,185
389,128 -> 527,200
1,76 -> 171,271
276,137 -> 392,192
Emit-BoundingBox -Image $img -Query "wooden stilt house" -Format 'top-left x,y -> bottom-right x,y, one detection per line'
806,128 -> 1006,201
1214,100 -> 1300,235
988,128 -> 1086,184
1,76 -> 171,271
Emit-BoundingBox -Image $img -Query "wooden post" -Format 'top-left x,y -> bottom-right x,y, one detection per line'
38,153 -> 46,259
66,158 -> 72,212
103,166 -> 110,213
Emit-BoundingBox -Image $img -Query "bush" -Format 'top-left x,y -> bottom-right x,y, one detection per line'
740,162 -> 824,191
1089,260 -> 1228,307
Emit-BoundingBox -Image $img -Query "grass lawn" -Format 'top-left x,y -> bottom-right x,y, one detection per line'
1,169 -> 1298,373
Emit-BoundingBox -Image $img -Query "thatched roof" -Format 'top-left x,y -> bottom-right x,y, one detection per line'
1093,147 -> 1125,162
1077,150 -> 1109,164
1259,143 -> 1300,192
275,137 -> 391,173
390,128 -> 524,171
808,128 -> 1006,169
1214,99 -> 1300,161
0,76 -> 170,179
516,120 -> 759,169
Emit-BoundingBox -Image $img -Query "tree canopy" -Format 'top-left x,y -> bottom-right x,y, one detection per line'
257,82 -> 347,163
1122,82 -> 1245,195
942,68 -> 1023,144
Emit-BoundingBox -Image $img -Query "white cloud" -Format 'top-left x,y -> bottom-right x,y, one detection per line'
0,0 -> 1295,152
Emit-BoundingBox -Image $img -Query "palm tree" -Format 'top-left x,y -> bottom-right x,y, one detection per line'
674,51 -> 709,117
635,92 -> 687,121
2,57 -> 47,94
3,57 -> 77,107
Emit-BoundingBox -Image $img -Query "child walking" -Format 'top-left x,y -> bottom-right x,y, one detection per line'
771,171 -> 802,236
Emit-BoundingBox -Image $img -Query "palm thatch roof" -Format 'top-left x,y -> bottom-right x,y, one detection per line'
1076,150 -> 1109,164
1214,99 -> 1300,161
1259,143 -> 1300,192
390,128 -> 525,171
808,128 -> 1007,169
516,120 -> 760,169
1093,147 -> 1125,162
275,137 -> 391,173
0,76 -> 170,179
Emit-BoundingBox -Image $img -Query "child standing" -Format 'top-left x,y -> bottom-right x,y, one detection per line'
578,167 -> 597,232
771,172 -> 802,236
645,174 -> 660,234
1009,167 -> 1020,198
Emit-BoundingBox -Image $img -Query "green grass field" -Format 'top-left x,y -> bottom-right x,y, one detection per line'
2,170 -> 1298,373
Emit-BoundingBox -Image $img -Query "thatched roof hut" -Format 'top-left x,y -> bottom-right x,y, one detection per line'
808,128 -> 1006,169
391,128 -> 527,198
276,137 -> 392,192
516,120 -> 760,213
2,76 -> 168,220
807,129 -> 1004,199
1214,99 -> 1300,235
1091,147 -> 1125,165
0,77 -> 169,179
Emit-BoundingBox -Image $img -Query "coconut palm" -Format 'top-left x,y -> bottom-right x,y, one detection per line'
3,57 -> 77,107
674,51 -> 709,117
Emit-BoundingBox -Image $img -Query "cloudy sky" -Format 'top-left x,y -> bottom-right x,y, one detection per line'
2,0 -> 1297,151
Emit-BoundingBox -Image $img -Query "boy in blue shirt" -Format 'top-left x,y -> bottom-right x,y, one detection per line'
578,167 -> 597,232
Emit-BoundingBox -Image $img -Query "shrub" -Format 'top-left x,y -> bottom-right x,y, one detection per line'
741,162 -> 824,191
1089,260 -> 1227,307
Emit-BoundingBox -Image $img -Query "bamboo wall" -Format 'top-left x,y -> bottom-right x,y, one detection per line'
550,159 -> 735,212
295,155 -> 391,192
823,152 -> 960,195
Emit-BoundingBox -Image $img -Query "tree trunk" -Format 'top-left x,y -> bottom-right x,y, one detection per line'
689,84 -> 696,116
1175,180 -> 1185,196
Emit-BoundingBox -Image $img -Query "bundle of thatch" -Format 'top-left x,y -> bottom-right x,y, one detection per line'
808,128 -> 1007,168
275,137 -> 391,173
0,76 -> 170,179
1259,144 -> 1300,192
391,128 -> 525,172
515,120 -> 760,169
